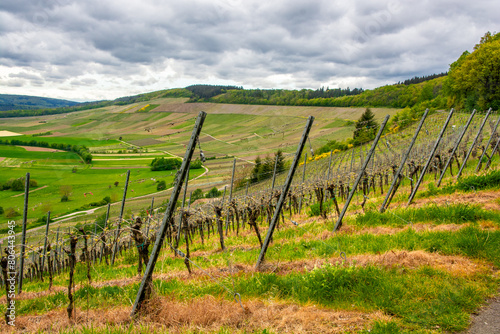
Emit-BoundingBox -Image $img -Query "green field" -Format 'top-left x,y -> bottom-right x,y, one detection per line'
0,164 -> 204,231
0,135 -> 120,147
0,97 -> 400,234
0,145 -> 81,160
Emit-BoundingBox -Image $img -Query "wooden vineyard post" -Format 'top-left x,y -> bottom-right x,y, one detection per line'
131,110 -> 206,317
333,115 -> 389,231
18,172 -> 30,295
146,197 -> 154,238
54,227 -> 60,273
100,203 -> 111,264
407,108 -> 455,205
225,158 -> 236,233
437,109 -> 476,187
456,108 -> 492,179
476,111 -> 500,172
485,135 -> 500,169
298,153 -> 307,214
111,170 -> 130,265
41,212 -> 51,276
175,164 -> 190,247
380,109 -> 429,212
327,150 -> 333,180
255,116 -> 314,269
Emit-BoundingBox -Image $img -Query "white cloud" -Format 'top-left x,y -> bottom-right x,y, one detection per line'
0,0 -> 498,101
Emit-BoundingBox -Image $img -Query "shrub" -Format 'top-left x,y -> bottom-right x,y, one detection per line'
151,157 -> 182,171
4,208 -> 20,218
61,195 -> 69,202
157,180 -> 167,191
0,206 -> 3,215
205,187 -> 222,198
190,158 -> 203,169
29,179 -> 38,187
11,178 -> 24,191
191,188 -> 204,202
317,139 -> 349,155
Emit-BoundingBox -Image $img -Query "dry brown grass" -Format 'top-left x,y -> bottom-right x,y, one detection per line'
397,189 -> 500,211
1,296 -> 390,334
262,250 -> 489,277
17,146 -> 65,152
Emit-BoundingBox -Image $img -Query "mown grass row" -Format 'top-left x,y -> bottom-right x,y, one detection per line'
9,203 -> 500,294
5,260 -> 496,332
4,201 -> 499,333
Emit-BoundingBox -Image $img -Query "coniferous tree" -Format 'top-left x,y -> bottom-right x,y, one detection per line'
353,108 -> 378,145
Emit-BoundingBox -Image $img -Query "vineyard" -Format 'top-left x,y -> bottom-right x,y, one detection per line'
1,107 -> 500,333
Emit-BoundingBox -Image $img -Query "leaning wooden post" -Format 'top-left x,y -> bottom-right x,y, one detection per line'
54,227 -> 60,273
18,172 -> 30,294
255,116 -> 314,269
298,153 -> 307,214
437,109 -> 476,187
485,135 -> 500,169
111,170 -> 130,265
380,109 -> 429,212
407,109 -> 455,205
225,158 -> 236,233
333,115 -> 389,231
476,111 -> 500,172
99,203 -> 111,264
456,108 -> 492,179
131,111 -> 206,317
41,211 -> 51,274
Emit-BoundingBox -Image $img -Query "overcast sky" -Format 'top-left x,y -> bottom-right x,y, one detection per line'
0,0 -> 498,102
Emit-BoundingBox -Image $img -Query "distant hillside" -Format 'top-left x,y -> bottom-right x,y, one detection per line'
0,94 -> 78,111
210,78 -> 446,110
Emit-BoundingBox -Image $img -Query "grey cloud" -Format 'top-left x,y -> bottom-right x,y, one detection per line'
0,0 -> 499,100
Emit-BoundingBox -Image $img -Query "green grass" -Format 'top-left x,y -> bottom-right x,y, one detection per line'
354,203 -> 497,227
321,118 -> 351,129
0,135 -> 120,147
5,258 -> 495,332
72,120 -> 93,127
0,145 -> 81,160
3,201 -> 499,333
0,166 -> 204,231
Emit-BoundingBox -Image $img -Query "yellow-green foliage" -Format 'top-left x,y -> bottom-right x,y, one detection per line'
445,31 -> 500,110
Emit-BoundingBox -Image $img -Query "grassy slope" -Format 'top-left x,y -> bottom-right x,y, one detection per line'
0,97 -> 400,229
1,187 -> 498,334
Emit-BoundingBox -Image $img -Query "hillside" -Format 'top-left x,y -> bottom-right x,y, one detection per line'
0,94 -> 78,111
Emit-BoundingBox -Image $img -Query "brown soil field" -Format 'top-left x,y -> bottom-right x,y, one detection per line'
17,146 -> 65,152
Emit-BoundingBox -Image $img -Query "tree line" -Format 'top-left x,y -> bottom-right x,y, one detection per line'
211,87 -> 364,106
396,72 -> 447,86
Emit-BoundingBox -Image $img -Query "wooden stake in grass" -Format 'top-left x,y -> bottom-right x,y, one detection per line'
46,243 -> 53,290
1,253 -> 12,325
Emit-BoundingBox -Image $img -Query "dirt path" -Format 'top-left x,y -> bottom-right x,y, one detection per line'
466,293 -> 500,334
11,184 -> 48,197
